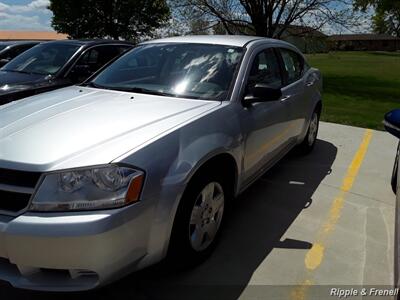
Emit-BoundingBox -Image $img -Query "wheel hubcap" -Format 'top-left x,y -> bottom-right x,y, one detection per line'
308,113 -> 318,146
189,182 -> 224,252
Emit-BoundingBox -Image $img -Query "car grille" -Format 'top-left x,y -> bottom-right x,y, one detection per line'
0,168 -> 42,215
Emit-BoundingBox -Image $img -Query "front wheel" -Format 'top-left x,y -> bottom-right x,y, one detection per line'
297,109 -> 320,154
168,172 -> 226,267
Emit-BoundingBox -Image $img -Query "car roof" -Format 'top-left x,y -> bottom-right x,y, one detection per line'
141,35 -> 287,47
38,39 -> 134,47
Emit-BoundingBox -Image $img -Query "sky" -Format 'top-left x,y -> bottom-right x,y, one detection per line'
0,0 -> 371,34
0,0 -> 52,31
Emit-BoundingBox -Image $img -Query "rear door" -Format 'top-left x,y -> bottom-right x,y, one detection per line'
277,48 -> 310,139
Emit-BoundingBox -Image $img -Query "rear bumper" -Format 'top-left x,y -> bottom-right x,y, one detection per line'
0,204 -> 151,291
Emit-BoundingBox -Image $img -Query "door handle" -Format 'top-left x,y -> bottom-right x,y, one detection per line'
306,81 -> 315,87
280,95 -> 291,102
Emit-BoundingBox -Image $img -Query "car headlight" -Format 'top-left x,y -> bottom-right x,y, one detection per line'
29,165 -> 144,212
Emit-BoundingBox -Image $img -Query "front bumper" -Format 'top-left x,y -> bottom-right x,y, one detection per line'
0,204 -> 151,291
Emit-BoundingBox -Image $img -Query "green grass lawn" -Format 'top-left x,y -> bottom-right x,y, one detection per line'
306,51 -> 400,130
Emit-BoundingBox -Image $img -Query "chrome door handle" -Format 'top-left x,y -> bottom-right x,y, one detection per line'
280,95 -> 291,102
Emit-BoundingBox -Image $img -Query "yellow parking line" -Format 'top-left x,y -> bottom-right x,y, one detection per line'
291,129 -> 373,300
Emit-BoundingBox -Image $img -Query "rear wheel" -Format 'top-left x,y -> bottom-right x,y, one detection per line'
168,172 -> 227,267
297,109 -> 320,154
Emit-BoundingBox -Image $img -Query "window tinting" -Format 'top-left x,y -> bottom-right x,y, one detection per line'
116,46 -> 131,55
280,48 -> 303,84
247,48 -> 282,89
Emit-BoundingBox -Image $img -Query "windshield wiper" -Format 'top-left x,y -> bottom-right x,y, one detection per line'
108,86 -> 177,97
83,83 -> 171,96
116,87 -> 205,99
84,82 -> 107,89
84,83 -> 203,100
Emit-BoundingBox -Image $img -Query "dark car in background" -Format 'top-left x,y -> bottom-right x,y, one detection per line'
0,41 -> 40,67
0,39 -> 133,105
383,109 -> 400,295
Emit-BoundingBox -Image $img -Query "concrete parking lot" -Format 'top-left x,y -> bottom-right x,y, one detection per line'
0,122 -> 398,300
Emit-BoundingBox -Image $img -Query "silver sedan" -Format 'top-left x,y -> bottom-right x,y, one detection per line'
0,35 -> 322,291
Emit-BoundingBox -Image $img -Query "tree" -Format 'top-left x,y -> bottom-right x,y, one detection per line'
354,0 -> 400,37
172,0 -> 364,38
48,0 -> 170,41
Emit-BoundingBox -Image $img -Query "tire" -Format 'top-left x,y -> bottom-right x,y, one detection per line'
296,108 -> 320,154
392,141 -> 400,194
168,171 -> 227,268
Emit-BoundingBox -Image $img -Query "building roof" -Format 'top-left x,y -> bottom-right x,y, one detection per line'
142,35 -> 283,47
283,25 -> 327,38
329,34 -> 400,41
0,31 -> 69,41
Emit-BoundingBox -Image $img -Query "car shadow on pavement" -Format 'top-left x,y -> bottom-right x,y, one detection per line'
0,139 -> 337,300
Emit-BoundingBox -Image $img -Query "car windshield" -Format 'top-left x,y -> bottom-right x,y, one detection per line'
90,43 -> 244,101
0,45 -> 7,52
2,43 -> 80,75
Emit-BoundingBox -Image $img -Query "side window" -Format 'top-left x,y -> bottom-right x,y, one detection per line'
116,46 -> 131,55
2,46 -> 22,60
79,48 -> 99,65
280,48 -> 303,84
0,44 -> 35,61
70,45 -> 125,83
93,46 -> 121,67
76,45 -> 125,72
247,48 -> 282,89
0,47 -> 13,60
68,48 -> 100,83
13,44 -> 35,57
68,45 -> 130,83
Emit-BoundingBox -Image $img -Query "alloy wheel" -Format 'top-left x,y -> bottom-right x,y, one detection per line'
189,182 -> 225,252
308,112 -> 319,146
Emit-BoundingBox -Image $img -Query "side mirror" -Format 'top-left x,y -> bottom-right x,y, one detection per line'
243,84 -> 282,106
384,109 -> 400,139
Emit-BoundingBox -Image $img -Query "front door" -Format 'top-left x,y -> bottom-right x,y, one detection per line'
242,47 -> 292,182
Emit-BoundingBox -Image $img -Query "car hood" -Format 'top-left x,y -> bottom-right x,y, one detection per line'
0,86 -> 221,171
0,70 -> 47,95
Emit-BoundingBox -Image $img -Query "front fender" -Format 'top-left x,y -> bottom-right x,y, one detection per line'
117,103 -> 243,265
